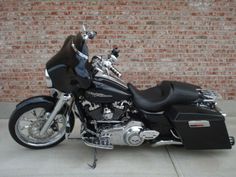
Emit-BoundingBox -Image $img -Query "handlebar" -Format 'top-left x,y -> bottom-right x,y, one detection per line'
106,55 -> 121,77
109,65 -> 122,77
82,25 -> 122,78
97,57 -> 121,77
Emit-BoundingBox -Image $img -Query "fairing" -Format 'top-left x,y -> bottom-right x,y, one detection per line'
46,33 -> 91,92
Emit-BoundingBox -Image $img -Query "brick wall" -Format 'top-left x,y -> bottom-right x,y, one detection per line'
0,0 -> 235,102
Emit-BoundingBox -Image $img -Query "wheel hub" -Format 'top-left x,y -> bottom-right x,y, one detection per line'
28,120 -> 54,139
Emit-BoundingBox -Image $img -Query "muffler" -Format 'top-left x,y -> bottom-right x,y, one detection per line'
229,136 -> 235,146
151,140 -> 183,147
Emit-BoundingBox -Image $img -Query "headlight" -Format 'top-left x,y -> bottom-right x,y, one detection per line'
45,69 -> 52,88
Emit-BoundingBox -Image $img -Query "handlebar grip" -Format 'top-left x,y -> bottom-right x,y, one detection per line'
111,48 -> 120,58
109,65 -> 122,77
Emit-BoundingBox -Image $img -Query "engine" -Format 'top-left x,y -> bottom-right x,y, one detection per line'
81,100 -> 130,121
81,100 -> 159,148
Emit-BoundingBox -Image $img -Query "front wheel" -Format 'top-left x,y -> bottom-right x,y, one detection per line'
9,100 -> 74,149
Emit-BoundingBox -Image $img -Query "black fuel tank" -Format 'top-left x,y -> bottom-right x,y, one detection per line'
85,75 -> 131,103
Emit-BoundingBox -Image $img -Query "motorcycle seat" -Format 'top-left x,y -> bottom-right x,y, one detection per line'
127,81 -> 200,112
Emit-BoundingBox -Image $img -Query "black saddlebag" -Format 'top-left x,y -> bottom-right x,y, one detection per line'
165,105 -> 232,149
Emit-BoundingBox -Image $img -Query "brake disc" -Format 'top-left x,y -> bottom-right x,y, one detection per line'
28,120 -> 54,139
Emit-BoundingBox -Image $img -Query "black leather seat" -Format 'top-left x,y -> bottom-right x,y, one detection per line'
127,81 -> 200,112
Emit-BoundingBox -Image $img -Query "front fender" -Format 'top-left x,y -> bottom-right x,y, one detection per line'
13,95 -> 75,133
15,96 -> 56,111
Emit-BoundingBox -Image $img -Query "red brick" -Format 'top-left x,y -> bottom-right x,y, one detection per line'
0,0 -> 235,102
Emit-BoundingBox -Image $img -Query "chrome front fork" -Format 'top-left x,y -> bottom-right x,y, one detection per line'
39,93 -> 72,136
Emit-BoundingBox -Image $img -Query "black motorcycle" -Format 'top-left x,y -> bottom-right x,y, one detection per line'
9,26 -> 234,155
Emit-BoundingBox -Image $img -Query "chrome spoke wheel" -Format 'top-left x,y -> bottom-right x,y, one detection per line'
15,107 -> 66,147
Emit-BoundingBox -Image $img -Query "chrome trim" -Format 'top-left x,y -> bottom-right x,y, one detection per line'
94,67 -> 104,73
215,106 -> 227,117
15,108 -> 66,147
91,120 -> 124,124
81,100 -> 100,111
95,72 -> 128,89
82,140 -> 113,150
100,121 -> 159,146
151,140 -> 182,147
81,130 -> 113,149
229,136 -> 235,146
112,100 -> 132,109
141,110 -> 164,115
103,107 -> 113,120
39,93 -> 72,136
71,41 -> 88,60
170,129 -> 181,140
199,89 -> 222,102
101,121 -> 144,146
140,130 -> 159,140
86,91 -> 113,98
47,64 -> 67,73
188,120 -> 210,128
44,69 -> 52,88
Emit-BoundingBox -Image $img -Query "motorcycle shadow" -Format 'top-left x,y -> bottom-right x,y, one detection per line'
96,143 -> 233,161
166,145 -> 233,158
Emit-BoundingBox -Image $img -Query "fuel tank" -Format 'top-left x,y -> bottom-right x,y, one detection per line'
85,73 -> 131,103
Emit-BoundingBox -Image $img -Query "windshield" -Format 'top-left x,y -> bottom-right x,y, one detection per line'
74,41 -> 90,79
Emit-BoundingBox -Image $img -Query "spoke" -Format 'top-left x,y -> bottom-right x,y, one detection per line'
31,110 -> 37,118
22,117 -> 34,122
15,110 -> 66,146
46,131 -> 51,137
20,125 -> 30,130
57,119 -> 64,123
38,109 -> 46,118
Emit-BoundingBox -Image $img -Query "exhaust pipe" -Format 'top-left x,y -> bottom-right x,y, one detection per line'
229,136 -> 235,146
151,140 -> 183,147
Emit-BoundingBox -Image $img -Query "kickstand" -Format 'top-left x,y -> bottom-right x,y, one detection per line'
88,148 -> 98,169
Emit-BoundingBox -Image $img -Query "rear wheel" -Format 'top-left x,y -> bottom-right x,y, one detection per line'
9,102 -> 74,149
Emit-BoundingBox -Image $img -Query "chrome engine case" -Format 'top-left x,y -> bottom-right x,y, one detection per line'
101,121 -> 159,146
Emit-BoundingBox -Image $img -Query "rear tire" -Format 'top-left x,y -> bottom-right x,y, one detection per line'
9,101 -> 74,149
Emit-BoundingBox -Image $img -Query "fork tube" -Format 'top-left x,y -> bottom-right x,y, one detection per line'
39,93 -> 72,136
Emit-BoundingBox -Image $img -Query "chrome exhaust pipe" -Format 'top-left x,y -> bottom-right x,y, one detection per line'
229,136 -> 235,146
151,140 -> 183,147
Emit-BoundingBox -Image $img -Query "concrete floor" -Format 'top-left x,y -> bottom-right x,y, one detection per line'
0,117 -> 236,177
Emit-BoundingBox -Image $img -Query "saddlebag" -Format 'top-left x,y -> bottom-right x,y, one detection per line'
166,105 -> 232,149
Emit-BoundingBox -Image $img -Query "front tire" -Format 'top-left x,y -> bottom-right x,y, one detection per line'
9,100 -> 74,149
